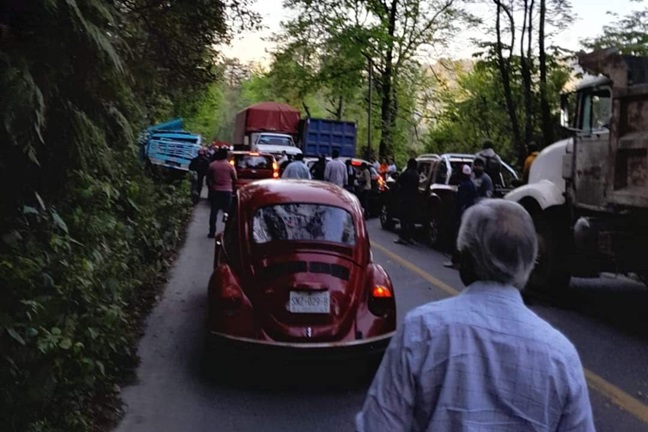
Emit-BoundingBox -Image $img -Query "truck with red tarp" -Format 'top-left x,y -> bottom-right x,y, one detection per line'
234,102 -> 357,158
233,102 -> 302,158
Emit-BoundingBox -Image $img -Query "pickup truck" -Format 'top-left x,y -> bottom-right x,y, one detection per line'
381,153 -> 518,248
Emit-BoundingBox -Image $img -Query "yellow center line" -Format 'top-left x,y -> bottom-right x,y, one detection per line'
371,239 -> 648,424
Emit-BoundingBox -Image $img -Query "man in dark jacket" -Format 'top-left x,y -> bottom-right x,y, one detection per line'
395,158 -> 419,245
444,164 -> 477,267
189,148 -> 211,202
310,154 -> 328,181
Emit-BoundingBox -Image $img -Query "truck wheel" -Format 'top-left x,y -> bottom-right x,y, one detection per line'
380,203 -> 395,231
527,212 -> 571,292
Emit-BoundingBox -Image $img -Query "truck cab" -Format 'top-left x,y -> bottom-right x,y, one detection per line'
250,132 -> 302,158
505,48 -> 648,291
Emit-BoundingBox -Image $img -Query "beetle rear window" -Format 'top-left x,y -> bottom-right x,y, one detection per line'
234,155 -> 274,169
252,204 -> 356,245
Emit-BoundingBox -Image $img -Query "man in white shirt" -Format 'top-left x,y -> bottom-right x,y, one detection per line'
324,149 -> 347,188
356,199 -> 594,432
281,153 -> 311,179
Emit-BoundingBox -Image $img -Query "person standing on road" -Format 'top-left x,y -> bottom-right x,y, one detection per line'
358,162 -> 372,218
345,159 -> 358,193
471,157 -> 494,199
279,154 -> 293,176
523,141 -> 540,184
324,149 -> 347,188
189,148 -> 210,202
311,154 -> 328,181
281,153 -> 311,179
356,199 -> 595,432
206,147 -> 237,238
387,158 -> 397,174
444,164 -> 477,267
475,139 -> 503,187
394,158 -> 419,245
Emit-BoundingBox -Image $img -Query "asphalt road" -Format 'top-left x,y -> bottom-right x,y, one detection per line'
115,199 -> 648,432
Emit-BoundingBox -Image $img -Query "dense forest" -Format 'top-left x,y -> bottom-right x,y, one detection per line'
0,0 -> 645,430
0,1 -> 258,430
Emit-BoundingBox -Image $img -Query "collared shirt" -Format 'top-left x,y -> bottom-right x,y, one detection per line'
207,160 -> 237,192
356,282 -> 595,432
324,158 -> 348,187
281,160 -> 311,179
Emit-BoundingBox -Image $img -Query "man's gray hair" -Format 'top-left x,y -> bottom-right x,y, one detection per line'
457,199 -> 538,289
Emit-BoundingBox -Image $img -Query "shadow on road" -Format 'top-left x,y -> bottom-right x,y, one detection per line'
199,353 -> 378,395
522,277 -> 648,340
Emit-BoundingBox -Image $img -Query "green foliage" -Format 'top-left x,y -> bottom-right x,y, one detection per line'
0,1 -> 258,430
582,8 -> 648,56
423,56 -> 570,166
0,167 -> 191,431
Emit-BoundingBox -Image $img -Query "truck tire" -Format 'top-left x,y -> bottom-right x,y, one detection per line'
380,203 -> 395,231
527,212 -> 571,292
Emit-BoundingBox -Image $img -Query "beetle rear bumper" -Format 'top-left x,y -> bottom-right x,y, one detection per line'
205,331 -> 394,362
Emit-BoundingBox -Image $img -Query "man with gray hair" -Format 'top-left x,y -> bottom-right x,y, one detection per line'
356,199 -> 594,432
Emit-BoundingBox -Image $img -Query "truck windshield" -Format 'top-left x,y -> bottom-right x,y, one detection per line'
258,136 -> 294,146
582,89 -> 611,131
252,204 -> 356,246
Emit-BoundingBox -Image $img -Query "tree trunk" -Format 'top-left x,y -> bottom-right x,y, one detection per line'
336,95 -> 343,120
378,0 -> 398,158
539,0 -> 553,147
520,0 -> 534,146
494,0 -> 523,165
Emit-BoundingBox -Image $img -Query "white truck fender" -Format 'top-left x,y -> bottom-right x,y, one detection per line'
504,179 -> 566,210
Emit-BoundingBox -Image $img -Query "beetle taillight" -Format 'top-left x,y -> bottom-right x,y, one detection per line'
273,161 -> 279,178
371,285 -> 392,298
368,285 -> 394,317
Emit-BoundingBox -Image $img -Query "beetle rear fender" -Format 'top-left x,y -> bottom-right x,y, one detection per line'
207,264 -> 255,337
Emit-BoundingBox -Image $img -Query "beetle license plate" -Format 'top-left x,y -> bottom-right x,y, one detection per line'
289,291 -> 330,314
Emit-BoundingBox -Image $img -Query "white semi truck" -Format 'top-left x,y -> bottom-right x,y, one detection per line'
505,48 -> 648,291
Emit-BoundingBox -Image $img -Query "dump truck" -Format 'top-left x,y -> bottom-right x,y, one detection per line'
505,48 -> 648,291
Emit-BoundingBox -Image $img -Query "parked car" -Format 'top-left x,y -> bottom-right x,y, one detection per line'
305,157 -> 386,216
380,153 -> 518,248
229,151 -> 278,190
206,180 -> 396,367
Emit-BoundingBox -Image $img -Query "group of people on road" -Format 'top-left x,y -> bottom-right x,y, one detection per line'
279,149 -> 374,218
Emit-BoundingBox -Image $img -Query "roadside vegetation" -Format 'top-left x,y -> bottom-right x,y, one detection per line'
0,1 -> 258,431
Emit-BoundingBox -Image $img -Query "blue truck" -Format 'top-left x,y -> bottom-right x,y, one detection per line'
298,118 -> 357,158
140,118 -> 203,171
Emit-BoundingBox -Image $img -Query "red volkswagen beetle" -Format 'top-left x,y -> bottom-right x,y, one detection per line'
207,179 -> 396,364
